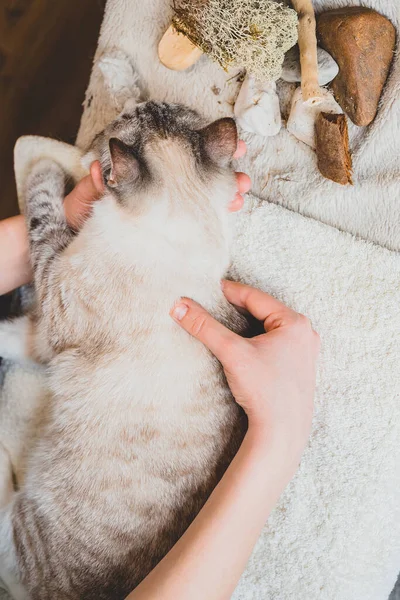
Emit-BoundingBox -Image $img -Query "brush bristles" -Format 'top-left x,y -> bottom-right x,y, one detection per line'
172,0 -> 298,81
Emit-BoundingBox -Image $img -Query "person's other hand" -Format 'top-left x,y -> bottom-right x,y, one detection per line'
171,280 -> 319,472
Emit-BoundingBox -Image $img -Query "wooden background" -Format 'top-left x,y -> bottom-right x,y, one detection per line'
0,0 -> 106,220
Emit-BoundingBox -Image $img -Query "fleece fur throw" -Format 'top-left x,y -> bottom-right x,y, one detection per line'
2,0 -> 399,599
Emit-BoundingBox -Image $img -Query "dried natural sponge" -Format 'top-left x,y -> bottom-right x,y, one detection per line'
172,0 -> 298,81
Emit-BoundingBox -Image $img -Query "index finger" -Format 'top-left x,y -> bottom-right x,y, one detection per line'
222,280 -> 296,323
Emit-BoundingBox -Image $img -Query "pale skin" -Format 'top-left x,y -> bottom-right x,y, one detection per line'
0,142 -> 319,599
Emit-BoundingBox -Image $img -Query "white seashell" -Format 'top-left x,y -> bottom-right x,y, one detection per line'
281,46 -> 339,86
287,87 -> 343,149
234,74 -> 281,137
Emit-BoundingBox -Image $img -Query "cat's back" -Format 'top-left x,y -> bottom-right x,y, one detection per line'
20,202 -> 247,599
30,219 -> 245,510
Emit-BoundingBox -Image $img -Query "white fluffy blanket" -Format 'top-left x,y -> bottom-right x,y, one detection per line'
5,1 -> 400,599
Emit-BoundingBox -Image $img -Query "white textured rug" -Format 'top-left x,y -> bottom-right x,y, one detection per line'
2,1 -> 399,599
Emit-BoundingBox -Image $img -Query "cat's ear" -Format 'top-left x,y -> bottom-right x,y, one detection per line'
108,138 -> 140,187
199,118 -> 238,167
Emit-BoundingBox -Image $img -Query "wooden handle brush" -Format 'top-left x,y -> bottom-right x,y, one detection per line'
158,24 -> 203,70
158,0 -> 298,81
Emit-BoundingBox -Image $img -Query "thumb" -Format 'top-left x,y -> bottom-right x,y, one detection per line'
170,299 -> 239,363
64,162 -> 104,230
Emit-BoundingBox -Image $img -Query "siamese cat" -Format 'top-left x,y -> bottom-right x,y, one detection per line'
0,101 -> 247,600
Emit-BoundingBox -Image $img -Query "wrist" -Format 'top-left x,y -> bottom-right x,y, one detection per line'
245,422 -> 304,482
245,421 -> 272,451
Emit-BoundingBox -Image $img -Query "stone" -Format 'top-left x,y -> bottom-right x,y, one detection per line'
234,74 -> 281,137
317,7 -> 396,126
281,46 -> 339,86
287,87 -> 342,149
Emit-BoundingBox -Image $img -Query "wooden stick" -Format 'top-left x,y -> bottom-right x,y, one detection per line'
291,0 -> 323,104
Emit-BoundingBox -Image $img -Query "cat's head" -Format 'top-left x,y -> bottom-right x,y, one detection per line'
87,101 -> 238,241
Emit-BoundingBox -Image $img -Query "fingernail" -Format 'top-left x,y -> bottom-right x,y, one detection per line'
172,302 -> 188,321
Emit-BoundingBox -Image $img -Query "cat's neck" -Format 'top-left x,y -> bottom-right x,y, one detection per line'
81,195 -> 231,285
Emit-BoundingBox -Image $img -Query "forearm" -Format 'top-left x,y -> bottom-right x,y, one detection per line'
0,216 -> 31,295
127,427 -> 294,600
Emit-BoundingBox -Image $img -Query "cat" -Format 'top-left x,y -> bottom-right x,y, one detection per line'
0,101 -> 248,600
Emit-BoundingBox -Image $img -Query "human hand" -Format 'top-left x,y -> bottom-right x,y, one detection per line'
170,280 -> 319,470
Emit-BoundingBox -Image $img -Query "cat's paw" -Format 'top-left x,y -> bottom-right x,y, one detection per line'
27,158 -> 65,191
25,159 -> 66,218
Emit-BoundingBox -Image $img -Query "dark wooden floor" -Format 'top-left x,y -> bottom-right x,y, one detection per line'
0,0 -> 106,220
